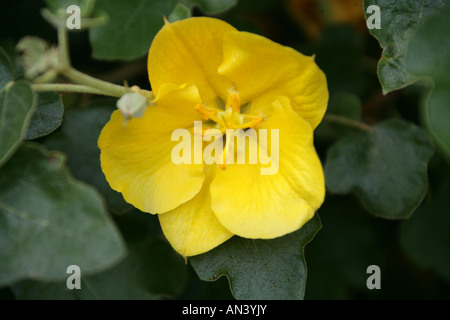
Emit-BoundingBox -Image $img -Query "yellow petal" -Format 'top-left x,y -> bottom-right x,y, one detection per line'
210,96 -> 325,239
218,31 -> 328,129
148,17 -> 236,107
159,167 -> 233,257
98,84 -> 205,214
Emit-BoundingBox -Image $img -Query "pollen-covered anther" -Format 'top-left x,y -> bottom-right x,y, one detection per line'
195,103 -> 214,120
195,103 -> 225,126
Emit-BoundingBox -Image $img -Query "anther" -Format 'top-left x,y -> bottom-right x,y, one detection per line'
195,103 -> 225,126
195,104 -> 214,120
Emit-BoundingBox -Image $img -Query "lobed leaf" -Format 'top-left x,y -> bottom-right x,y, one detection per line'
324,119 -> 434,219
88,0 -> 238,60
0,47 -> 36,168
364,0 -> 445,94
26,92 -> 63,140
190,214 -> 321,300
404,4 -> 450,160
11,236 -> 187,300
400,175 -> 450,281
44,101 -> 130,213
0,143 -> 126,287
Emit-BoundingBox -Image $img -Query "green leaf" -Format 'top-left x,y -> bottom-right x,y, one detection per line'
45,0 -> 95,17
43,0 -> 108,30
89,0 -> 174,60
26,92 -> 63,140
0,47 -> 13,88
0,143 -> 126,287
400,175 -> 450,281
190,214 -> 321,300
44,101 -> 130,214
316,91 -> 362,141
167,3 -> 191,23
12,239 -> 186,300
89,0 -> 238,60
404,4 -> 450,160
324,119 -> 434,219
364,0 -> 445,94
305,196 -> 389,299
179,0 -> 237,14
12,213 -> 188,299
0,48 -> 36,168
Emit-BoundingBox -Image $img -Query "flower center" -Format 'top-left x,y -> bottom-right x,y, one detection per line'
194,89 -> 263,170
194,90 -> 262,132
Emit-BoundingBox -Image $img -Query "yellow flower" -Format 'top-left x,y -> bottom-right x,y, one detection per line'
98,17 -> 328,257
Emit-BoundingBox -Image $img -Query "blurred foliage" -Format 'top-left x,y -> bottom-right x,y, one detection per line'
0,0 -> 449,300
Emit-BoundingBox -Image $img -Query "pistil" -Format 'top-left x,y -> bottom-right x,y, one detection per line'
194,90 -> 264,170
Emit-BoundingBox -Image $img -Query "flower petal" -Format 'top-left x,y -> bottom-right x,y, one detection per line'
98,83 -> 205,214
148,17 -> 236,107
159,168 -> 233,257
218,31 -> 328,129
210,96 -> 325,239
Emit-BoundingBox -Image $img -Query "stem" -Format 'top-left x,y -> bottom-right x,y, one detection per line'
55,23 -> 127,98
323,114 -> 372,132
36,20 -> 154,101
32,83 -> 113,96
62,68 -> 129,97
33,69 -> 58,84
57,25 -> 70,69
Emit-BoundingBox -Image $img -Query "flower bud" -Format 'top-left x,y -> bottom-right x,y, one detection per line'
116,92 -> 148,125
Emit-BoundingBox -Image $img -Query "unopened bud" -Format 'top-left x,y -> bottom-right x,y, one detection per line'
16,36 -> 59,79
117,92 -> 148,125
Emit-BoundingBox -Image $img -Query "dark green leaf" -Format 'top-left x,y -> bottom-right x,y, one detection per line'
306,196 -> 389,299
89,0 -> 178,60
400,175 -> 450,281
364,0 -> 445,94
324,119 -> 434,219
44,101 -> 130,213
12,239 -> 187,300
180,0 -> 237,14
0,47 -> 36,167
12,213 -> 188,299
0,47 -> 13,88
89,0 -> 238,60
316,91 -> 362,141
167,3 -> 191,23
190,214 -> 321,300
0,143 -> 126,287
405,4 -> 450,160
45,0 -> 95,17
26,92 -> 63,140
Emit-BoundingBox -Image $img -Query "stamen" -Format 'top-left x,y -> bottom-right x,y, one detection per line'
227,93 -> 240,114
194,90 -> 265,171
195,104 -> 213,120
195,104 -> 225,126
230,117 -> 263,130
248,117 -> 263,128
